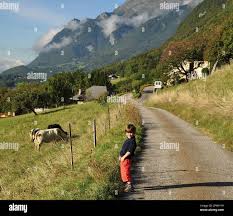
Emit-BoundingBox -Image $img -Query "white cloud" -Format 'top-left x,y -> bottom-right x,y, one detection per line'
0,58 -> 25,73
33,19 -> 86,53
65,20 -> 80,31
98,13 -> 150,37
33,27 -> 63,53
98,12 -> 158,46
109,34 -> 115,46
42,36 -> 73,53
128,13 -> 150,26
98,15 -> 120,37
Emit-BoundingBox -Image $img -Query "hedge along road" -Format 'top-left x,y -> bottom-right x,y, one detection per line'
122,86 -> 233,200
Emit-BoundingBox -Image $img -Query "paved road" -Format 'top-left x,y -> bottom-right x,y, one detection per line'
122,87 -> 233,200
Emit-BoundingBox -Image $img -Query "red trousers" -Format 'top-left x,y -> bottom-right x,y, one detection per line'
120,159 -> 132,182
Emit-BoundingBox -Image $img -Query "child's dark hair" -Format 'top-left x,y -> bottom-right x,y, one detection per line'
125,124 -> 136,134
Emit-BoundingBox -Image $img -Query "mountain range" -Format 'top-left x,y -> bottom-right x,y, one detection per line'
0,0 -> 203,87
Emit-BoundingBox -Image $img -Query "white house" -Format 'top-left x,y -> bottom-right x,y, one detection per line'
108,74 -> 119,80
0,112 -> 15,118
167,60 -> 210,85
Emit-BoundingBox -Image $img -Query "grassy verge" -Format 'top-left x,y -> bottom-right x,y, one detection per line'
146,64 -> 233,151
0,102 -> 142,200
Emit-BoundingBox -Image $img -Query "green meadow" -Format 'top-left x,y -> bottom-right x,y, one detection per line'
0,102 -> 142,200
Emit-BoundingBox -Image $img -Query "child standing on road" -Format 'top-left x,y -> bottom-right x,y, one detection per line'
119,124 -> 137,192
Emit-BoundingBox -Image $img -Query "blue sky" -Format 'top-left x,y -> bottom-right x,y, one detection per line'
0,0 -> 125,72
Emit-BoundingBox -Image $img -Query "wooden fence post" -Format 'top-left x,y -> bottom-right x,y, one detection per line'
108,105 -> 111,130
69,123 -> 74,170
93,119 -> 97,148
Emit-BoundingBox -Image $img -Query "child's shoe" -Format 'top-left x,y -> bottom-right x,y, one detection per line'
124,183 -> 134,192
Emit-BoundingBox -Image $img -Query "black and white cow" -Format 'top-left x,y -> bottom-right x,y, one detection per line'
47,124 -> 68,136
30,127 -> 68,151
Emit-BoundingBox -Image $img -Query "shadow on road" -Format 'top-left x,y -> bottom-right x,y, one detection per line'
143,89 -> 154,94
119,182 -> 233,199
141,182 -> 233,191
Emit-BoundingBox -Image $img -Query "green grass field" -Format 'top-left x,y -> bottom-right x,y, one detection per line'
146,64 -> 233,151
110,77 -> 127,85
0,102 -> 142,200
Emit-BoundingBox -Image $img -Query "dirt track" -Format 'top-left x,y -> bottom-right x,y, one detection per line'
122,87 -> 233,200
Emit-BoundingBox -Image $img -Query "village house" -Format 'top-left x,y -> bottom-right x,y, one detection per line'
167,60 -> 210,86
0,112 -> 15,118
70,89 -> 85,104
108,74 -> 119,80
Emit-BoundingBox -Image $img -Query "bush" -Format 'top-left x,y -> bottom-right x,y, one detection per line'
131,80 -> 142,93
132,91 -> 142,99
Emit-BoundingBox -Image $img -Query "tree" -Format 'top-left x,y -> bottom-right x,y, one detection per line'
222,22 -> 233,62
160,39 -> 204,82
0,87 -> 11,112
11,83 -> 49,115
203,27 -> 223,73
89,70 -> 112,90
48,73 -> 74,106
